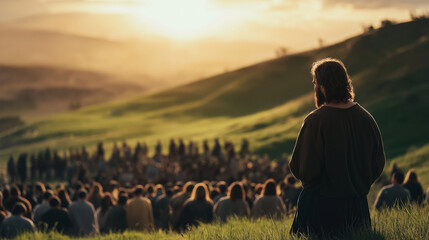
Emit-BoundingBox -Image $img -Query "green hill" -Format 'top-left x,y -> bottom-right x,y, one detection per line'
0,19 -> 428,181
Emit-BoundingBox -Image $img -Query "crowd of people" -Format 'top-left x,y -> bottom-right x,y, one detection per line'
6,138 -> 289,186
0,139 -> 428,238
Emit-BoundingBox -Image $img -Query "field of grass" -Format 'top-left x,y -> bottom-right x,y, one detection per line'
0,19 -> 428,189
13,206 -> 429,240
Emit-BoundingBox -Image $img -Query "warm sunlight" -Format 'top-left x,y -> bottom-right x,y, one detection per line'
134,0 -> 224,40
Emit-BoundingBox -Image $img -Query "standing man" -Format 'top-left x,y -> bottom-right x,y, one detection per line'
17,153 -> 28,183
7,156 -> 16,184
289,58 -> 385,238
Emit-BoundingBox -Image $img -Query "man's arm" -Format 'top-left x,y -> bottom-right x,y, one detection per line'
289,115 -> 322,184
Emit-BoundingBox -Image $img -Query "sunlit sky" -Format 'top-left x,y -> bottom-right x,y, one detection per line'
1,0 -> 428,50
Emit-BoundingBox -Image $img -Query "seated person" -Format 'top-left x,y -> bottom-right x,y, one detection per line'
374,172 -> 411,210
39,196 -> 72,234
0,203 -> 35,239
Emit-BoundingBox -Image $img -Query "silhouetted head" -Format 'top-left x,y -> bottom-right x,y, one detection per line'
146,184 -> 155,196
184,181 -> 196,194
392,171 -> 405,185
134,185 -> 144,197
190,183 -> 212,203
118,194 -> 128,206
165,188 -> 174,197
77,189 -> 88,200
12,203 -> 27,216
42,190 -> 54,202
262,179 -> 277,196
404,170 -> 419,184
49,196 -> 61,208
229,182 -> 245,201
217,181 -> 227,194
311,58 -> 355,108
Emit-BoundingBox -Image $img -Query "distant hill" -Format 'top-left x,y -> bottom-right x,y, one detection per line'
1,19 -> 428,176
0,65 -> 146,119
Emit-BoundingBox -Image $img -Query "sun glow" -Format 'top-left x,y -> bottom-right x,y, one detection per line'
134,0 -> 225,40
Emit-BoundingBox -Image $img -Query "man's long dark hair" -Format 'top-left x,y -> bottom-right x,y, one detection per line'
311,58 -> 355,108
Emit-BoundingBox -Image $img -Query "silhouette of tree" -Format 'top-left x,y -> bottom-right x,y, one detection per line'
275,47 -> 288,58
318,38 -> 324,48
380,19 -> 395,28
362,24 -> 375,33
410,10 -> 429,21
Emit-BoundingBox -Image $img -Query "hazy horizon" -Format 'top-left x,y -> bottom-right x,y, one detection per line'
2,1 -> 428,48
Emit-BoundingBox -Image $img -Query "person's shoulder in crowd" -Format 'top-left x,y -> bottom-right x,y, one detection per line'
0,215 -> 35,238
2,215 -> 34,227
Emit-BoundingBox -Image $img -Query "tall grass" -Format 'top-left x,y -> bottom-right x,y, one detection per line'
14,206 -> 429,240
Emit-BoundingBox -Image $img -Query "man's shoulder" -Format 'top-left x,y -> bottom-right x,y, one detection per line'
381,185 -> 410,195
34,202 -> 48,211
49,208 -> 68,215
217,196 -> 230,204
303,108 -> 324,122
5,216 -> 33,226
380,184 -> 394,191
129,197 -> 151,206
69,200 -> 92,209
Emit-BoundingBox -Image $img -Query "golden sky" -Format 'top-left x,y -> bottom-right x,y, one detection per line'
1,0 -> 428,51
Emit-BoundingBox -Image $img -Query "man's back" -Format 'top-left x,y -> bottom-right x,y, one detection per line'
68,200 -> 98,235
126,197 -> 154,231
214,197 -> 249,222
33,202 -> 50,224
39,208 -> 71,233
102,205 -> 126,233
374,184 -> 411,209
0,215 -> 35,239
290,103 -> 385,198
170,192 -> 189,224
251,196 -> 285,219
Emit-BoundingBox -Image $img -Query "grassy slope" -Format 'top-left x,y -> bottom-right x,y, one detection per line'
14,206 -> 429,240
0,19 -> 428,184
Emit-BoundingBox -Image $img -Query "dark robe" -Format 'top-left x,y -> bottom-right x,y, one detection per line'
101,205 -> 127,233
176,200 -> 213,231
290,103 -> 385,238
39,208 -> 72,234
403,182 -> 424,204
156,194 -> 172,230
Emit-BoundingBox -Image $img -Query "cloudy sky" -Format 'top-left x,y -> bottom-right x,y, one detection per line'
1,0 -> 428,51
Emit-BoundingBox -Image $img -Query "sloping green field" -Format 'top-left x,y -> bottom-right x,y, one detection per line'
0,19 -> 428,186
